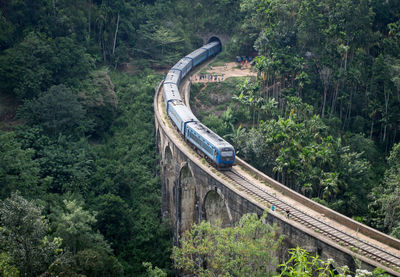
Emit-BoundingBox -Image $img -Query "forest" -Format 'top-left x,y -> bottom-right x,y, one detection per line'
0,0 -> 399,276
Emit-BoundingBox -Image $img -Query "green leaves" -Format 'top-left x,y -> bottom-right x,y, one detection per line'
78,69 -> 118,136
0,32 -> 93,100
0,32 -> 52,99
0,131 -> 39,198
369,143 -> 400,235
172,213 -> 283,277
135,22 -> 185,65
21,85 -> 89,137
51,197 -> 124,276
278,247 -> 351,276
54,199 -> 99,253
0,253 -> 19,277
0,193 -> 63,277
278,247 -> 391,276
86,71 -> 172,275
235,96 -> 371,216
95,194 -> 133,255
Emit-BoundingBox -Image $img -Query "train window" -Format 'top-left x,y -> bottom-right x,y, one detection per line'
221,150 -> 234,157
202,143 -> 213,155
189,131 -> 202,146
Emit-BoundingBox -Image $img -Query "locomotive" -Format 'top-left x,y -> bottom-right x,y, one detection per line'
162,40 -> 235,170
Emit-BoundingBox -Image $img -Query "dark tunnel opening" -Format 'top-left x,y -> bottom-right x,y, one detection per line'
208,36 -> 222,47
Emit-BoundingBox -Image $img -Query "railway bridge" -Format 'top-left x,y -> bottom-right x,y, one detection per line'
154,38 -> 400,275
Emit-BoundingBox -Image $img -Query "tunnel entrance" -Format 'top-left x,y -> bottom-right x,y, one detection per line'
208,36 -> 222,47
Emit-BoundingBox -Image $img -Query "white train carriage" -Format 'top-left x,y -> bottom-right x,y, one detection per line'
201,41 -> 222,57
164,69 -> 182,86
168,100 -> 198,135
172,58 -> 193,79
185,48 -> 208,67
163,83 -> 181,112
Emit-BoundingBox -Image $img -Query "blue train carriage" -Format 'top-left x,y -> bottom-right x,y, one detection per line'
172,57 -> 193,80
168,100 -> 198,135
185,48 -> 208,67
164,69 -> 182,86
201,41 -> 221,57
163,83 -> 181,112
185,121 -> 235,169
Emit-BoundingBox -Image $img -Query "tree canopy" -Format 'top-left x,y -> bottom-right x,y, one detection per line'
172,213 -> 283,276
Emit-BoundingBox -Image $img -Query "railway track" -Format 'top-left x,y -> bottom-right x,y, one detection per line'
223,168 -> 400,270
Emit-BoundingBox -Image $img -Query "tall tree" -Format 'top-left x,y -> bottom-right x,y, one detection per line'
52,198 -> 123,276
21,84 -> 89,136
370,143 -> 400,235
172,213 -> 283,276
0,131 -> 39,198
0,193 -> 63,277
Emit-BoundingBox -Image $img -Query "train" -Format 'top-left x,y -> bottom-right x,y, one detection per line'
162,40 -> 236,170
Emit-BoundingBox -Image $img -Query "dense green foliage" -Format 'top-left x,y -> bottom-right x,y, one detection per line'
369,142 -> 400,236
0,193 -> 63,277
172,213 -> 283,276
171,215 -> 390,277
0,1 -> 179,275
278,247 -> 391,277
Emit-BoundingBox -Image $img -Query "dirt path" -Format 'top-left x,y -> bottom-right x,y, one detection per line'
191,62 -> 256,83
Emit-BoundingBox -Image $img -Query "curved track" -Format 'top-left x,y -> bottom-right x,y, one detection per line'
223,169 -> 400,270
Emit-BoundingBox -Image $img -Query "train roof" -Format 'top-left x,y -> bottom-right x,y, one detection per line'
172,58 -> 192,71
187,121 -> 234,149
201,41 -> 220,50
170,101 -> 198,122
164,69 -> 181,85
163,83 -> 180,101
185,48 -> 207,60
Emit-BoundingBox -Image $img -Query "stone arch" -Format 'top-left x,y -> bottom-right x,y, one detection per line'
163,145 -> 175,219
203,190 -> 231,227
179,164 -> 197,232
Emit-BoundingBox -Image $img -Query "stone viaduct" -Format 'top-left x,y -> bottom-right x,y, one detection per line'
154,36 -> 400,275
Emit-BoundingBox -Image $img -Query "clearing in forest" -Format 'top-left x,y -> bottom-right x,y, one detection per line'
191,62 -> 256,83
